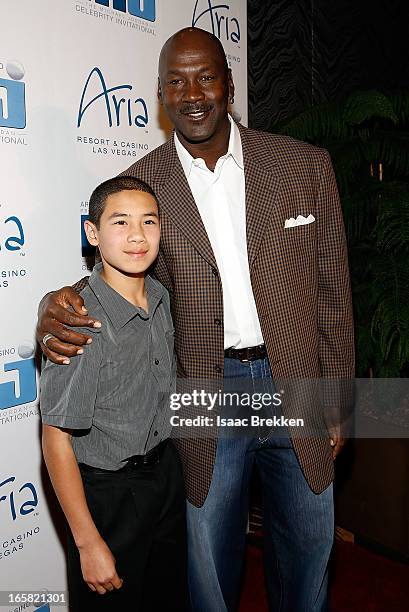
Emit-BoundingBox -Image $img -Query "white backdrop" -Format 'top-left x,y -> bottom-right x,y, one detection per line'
0,1 -> 247,609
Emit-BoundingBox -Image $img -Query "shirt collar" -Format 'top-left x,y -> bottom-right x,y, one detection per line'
174,114 -> 244,177
88,262 -> 164,330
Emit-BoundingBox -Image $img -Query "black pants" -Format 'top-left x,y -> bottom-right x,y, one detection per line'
67,440 -> 188,611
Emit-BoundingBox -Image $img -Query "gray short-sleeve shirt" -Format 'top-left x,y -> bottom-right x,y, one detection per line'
40,263 -> 175,470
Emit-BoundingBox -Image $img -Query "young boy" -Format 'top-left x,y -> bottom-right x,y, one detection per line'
40,176 -> 187,611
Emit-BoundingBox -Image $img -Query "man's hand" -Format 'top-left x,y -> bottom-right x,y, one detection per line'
36,286 -> 101,364
79,537 -> 123,595
328,426 -> 345,459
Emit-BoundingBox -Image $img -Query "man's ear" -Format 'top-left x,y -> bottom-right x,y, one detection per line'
84,220 -> 99,247
157,76 -> 163,104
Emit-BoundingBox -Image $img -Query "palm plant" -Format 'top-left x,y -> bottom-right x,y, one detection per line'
276,90 -> 409,376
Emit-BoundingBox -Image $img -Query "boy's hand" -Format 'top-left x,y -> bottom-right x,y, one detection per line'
36,287 -> 101,364
79,538 -> 123,595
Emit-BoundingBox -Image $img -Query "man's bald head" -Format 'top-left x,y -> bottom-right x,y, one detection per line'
159,27 -> 229,81
156,26 -> 234,154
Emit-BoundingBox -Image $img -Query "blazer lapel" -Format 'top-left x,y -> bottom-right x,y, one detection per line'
239,125 -> 281,267
155,127 -> 281,270
155,138 -> 217,269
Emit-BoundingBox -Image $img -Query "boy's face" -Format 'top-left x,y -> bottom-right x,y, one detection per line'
84,190 -> 160,276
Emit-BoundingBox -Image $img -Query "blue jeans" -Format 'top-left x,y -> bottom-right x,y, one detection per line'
187,357 -> 334,612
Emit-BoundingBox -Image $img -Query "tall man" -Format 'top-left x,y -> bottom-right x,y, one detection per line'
37,27 -> 354,612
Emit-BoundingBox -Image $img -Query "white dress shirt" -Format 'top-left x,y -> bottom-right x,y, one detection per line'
174,116 -> 264,349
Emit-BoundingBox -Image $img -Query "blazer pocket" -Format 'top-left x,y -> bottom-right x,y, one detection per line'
284,222 -> 315,236
281,220 -> 316,254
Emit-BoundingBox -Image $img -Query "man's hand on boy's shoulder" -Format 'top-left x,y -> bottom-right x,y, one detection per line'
36,284 -> 101,365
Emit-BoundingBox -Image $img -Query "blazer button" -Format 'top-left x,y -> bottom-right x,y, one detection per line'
154,358 -> 159,365
214,365 -> 222,373
212,268 -> 218,277
214,318 -> 222,326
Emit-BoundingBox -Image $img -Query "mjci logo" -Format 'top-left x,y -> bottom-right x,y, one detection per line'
0,61 -> 26,129
0,344 -> 37,410
92,0 -> 156,21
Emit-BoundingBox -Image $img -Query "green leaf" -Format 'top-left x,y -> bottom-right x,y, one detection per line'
277,102 -> 350,144
375,184 -> 409,253
343,91 -> 399,128
371,256 -> 409,371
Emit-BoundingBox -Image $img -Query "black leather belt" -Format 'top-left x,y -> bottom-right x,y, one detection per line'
224,344 -> 267,362
79,440 -> 168,473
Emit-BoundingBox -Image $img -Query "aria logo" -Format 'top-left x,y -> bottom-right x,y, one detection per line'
0,215 -> 25,252
0,475 -> 38,522
0,61 -> 26,129
0,343 -> 37,410
77,67 -> 149,129
192,0 -> 241,44
91,0 -> 156,22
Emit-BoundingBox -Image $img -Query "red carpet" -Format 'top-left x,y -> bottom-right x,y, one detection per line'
239,541 -> 409,611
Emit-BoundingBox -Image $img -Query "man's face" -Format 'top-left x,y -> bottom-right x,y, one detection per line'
158,32 -> 234,146
84,190 -> 160,278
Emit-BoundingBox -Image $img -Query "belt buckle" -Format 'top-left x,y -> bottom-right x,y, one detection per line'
240,348 -> 255,362
128,456 -> 142,469
142,448 -> 160,465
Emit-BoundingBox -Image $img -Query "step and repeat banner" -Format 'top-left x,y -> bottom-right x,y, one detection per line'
0,1 -> 247,609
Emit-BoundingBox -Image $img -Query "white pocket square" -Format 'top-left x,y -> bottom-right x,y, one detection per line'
284,214 -> 315,229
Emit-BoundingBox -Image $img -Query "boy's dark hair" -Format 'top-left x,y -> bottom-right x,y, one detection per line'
88,176 -> 158,228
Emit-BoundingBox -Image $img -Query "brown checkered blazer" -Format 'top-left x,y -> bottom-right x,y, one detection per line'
120,124 -> 354,507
